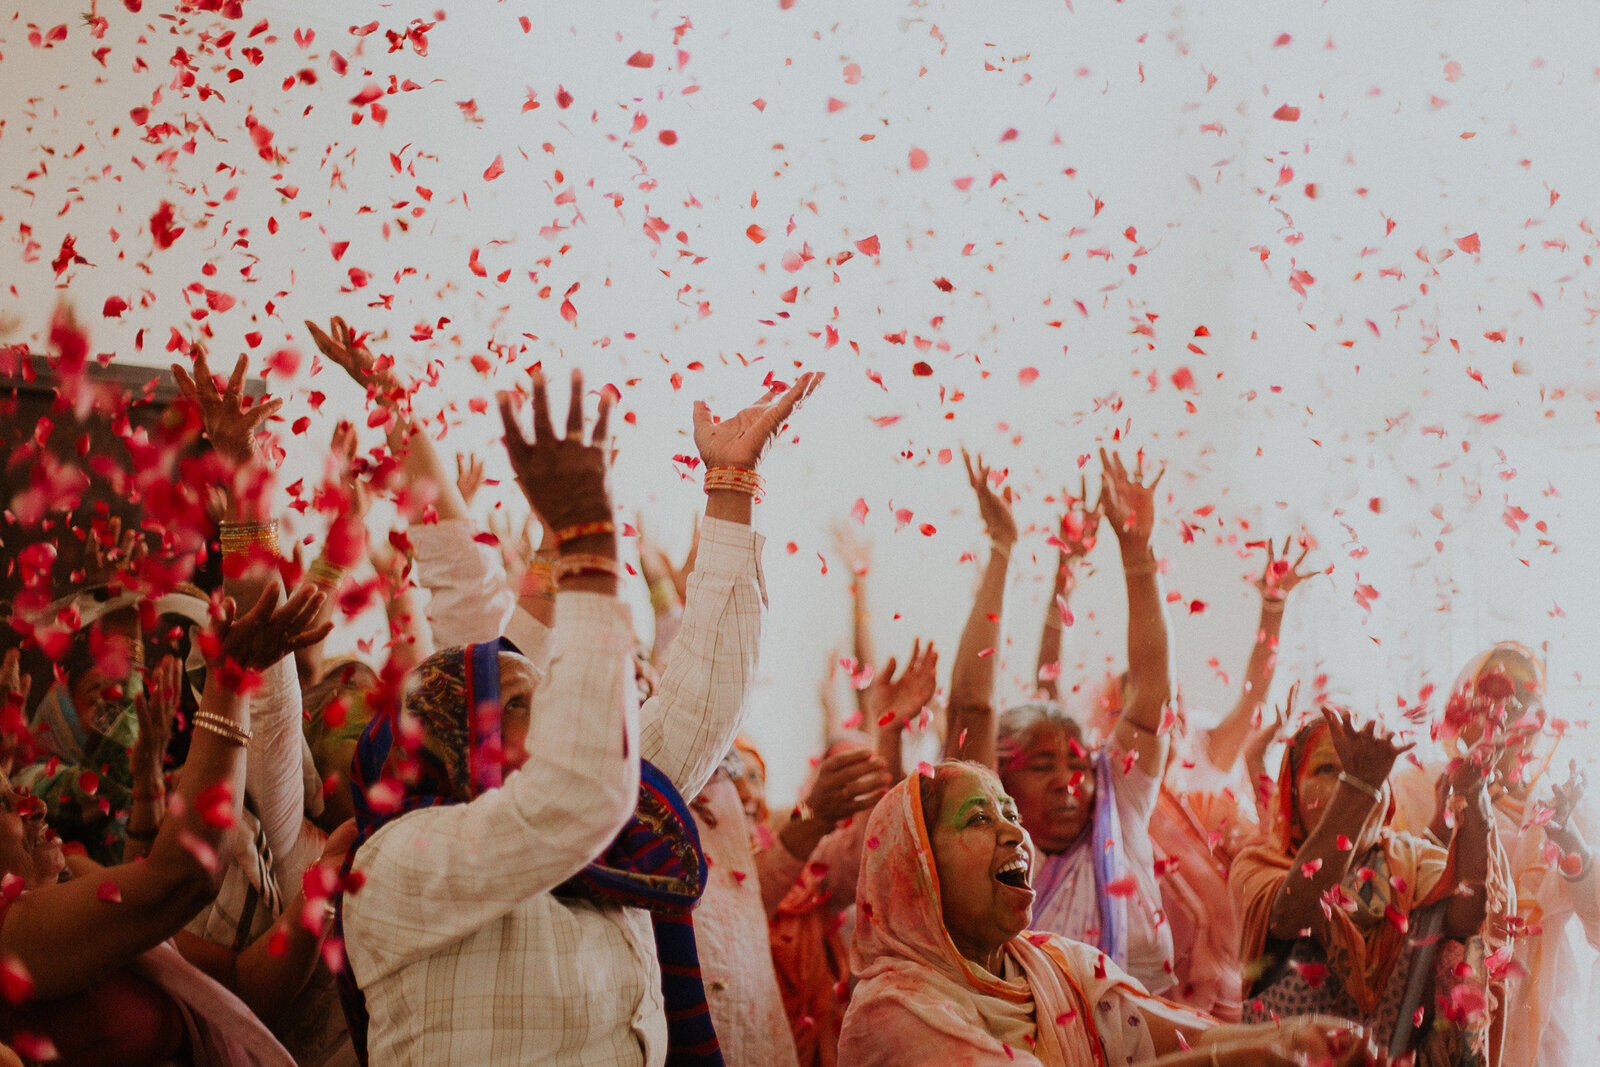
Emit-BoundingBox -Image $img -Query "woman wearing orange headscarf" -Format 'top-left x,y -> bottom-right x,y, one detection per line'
840,760 -> 1378,1066
1230,708 -> 1495,1065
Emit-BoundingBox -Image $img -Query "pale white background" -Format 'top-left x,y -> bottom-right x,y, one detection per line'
3,0 -> 1598,805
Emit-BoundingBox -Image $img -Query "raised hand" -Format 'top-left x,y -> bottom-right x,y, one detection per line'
130,655 -> 182,782
327,420 -> 372,521
80,516 -> 146,587
1254,535 -> 1317,601
171,350 -> 282,467
804,749 -> 892,825
455,452 -> 487,507
832,520 -> 872,578
1098,447 -> 1163,547
1544,763 -> 1590,860
1244,680 -> 1295,768
864,639 -> 939,732
961,448 -> 1018,546
693,372 -> 824,471
304,317 -> 403,401
209,584 -> 333,676
497,369 -> 613,532
1054,475 -> 1101,561
1322,706 -> 1415,792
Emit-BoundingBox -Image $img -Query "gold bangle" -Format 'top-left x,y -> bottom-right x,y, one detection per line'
703,466 -> 765,502
307,556 -> 344,588
553,553 -> 627,581
989,540 -> 1013,558
1122,555 -> 1158,578
649,577 -> 680,615
1210,1045 -> 1221,1067
192,712 -> 252,747
1261,597 -> 1286,613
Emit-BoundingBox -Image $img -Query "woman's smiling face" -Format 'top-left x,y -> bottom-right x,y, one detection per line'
927,765 -> 1035,972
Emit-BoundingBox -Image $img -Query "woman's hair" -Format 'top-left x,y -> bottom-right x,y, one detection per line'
917,759 -> 1002,840
995,702 -> 1086,769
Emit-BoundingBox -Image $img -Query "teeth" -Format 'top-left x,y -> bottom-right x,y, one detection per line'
997,857 -> 1029,875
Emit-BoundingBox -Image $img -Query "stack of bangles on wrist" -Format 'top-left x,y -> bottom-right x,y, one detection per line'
218,519 -> 279,556
1261,596 -> 1287,613
520,557 -> 558,599
306,555 -> 344,589
193,712 -> 252,747
703,466 -> 764,502
554,554 -> 627,582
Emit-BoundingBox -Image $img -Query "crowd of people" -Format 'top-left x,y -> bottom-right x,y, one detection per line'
0,314 -> 1594,1066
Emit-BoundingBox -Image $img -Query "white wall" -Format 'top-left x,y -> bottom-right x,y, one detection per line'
3,0 -> 1598,804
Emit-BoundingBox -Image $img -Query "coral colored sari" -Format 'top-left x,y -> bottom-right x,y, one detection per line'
840,773 -> 1211,1066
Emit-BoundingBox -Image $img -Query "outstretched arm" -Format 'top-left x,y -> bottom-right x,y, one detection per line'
1101,449 -> 1172,779
1036,480 -> 1098,702
1207,537 -> 1315,775
641,374 -> 825,798
945,450 -> 1017,769
1268,709 -> 1414,942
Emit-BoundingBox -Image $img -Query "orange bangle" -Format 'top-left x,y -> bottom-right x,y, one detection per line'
553,520 -> 617,544
704,466 -> 765,502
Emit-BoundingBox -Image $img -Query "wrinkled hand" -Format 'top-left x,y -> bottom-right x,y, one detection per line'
131,655 -> 182,781
865,639 -> 939,732
304,317 -> 403,402
1098,447 -> 1163,547
1545,763 -> 1590,859
171,350 -> 282,466
498,369 -> 613,531
693,372 -> 824,471
1255,535 -> 1317,601
962,448 -> 1018,546
455,452 -> 487,507
1322,706 -> 1415,792
210,584 -> 333,675
805,749 -> 892,825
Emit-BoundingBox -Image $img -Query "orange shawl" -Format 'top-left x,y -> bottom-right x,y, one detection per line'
1229,722 -> 1453,1016
840,773 -> 1211,1066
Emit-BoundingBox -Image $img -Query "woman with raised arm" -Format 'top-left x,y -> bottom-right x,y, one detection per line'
0,586 -> 334,1066
838,761 -> 1381,1066
948,448 -> 1178,995
1148,537 -> 1316,1020
1230,707 -> 1495,1062
304,317 -> 553,667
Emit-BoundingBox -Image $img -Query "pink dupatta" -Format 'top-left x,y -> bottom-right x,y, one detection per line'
840,773 -> 1208,1066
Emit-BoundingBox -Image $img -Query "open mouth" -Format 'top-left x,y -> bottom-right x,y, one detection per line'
995,855 -> 1031,891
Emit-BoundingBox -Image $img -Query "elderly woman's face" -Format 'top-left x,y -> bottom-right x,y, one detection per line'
930,767 -> 1034,969
1295,731 -> 1385,854
0,776 -> 65,889
1000,723 -> 1095,855
498,655 -> 539,773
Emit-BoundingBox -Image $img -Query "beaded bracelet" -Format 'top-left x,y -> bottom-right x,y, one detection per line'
192,712 -> 252,747
553,553 -> 627,581
553,519 -> 617,544
703,466 -> 765,502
